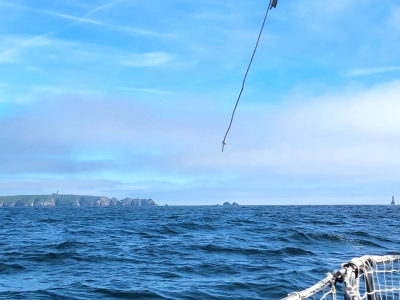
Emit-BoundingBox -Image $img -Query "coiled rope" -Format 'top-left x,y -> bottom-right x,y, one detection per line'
221,0 -> 277,152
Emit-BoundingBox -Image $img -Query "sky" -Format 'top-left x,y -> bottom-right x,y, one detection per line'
1,0 -> 400,205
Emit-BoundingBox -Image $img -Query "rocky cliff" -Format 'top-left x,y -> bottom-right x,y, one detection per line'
0,195 -> 157,207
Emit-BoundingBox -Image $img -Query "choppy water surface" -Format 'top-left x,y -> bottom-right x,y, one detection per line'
1,205 -> 399,299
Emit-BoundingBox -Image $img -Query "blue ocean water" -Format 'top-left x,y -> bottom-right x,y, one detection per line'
0,205 -> 399,300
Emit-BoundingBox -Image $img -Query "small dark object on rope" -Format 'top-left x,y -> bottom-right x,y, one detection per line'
221,0 -> 277,152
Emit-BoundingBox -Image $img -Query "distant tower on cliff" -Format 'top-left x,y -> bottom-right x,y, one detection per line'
391,196 -> 396,205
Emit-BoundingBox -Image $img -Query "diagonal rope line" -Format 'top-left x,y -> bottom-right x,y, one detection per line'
222,0 -> 275,152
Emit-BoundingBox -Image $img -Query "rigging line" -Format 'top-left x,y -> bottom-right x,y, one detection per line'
221,0 -> 276,152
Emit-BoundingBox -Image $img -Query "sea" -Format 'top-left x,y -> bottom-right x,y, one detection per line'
0,205 -> 399,300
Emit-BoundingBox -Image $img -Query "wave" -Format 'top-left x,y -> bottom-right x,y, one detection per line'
312,233 -> 383,247
0,262 -> 24,274
87,287 -> 171,299
193,244 -> 315,257
1,205 -> 398,300
39,218 -> 62,223
55,240 -> 87,249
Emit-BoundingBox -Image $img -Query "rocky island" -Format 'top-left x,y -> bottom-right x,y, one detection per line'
223,202 -> 239,206
0,194 -> 157,208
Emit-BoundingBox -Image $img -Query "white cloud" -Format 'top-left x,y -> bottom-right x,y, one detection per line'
114,87 -> 171,94
0,34 -> 52,64
347,66 -> 400,76
213,80 -> 400,180
84,0 -> 124,17
0,1 -> 172,38
118,52 -> 175,67
0,35 -> 175,74
292,0 -> 354,19
289,0 -> 356,33
389,6 -> 400,31
2,79 -> 400,178
1,79 -> 400,203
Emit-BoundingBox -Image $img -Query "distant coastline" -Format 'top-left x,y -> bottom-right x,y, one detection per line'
0,194 -> 157,208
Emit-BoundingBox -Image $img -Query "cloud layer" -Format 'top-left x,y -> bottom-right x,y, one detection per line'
1,79 -> 400,203
1,0 -> 400,204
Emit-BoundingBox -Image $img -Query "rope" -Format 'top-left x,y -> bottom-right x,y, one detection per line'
221,0 -> 276,152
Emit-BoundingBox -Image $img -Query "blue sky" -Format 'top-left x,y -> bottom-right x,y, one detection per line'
1,0 -> 400,205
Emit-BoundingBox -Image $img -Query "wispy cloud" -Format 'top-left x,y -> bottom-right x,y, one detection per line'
114,87 -> 171,94
0,33 -> 176,78
84,0 -> 124,17
0,1 -> 172,38
0,33 -> 52,63
0,34 -> 102,66
118,52 -> 175,67
347,66 -> 400,76
389,6 -> 400,31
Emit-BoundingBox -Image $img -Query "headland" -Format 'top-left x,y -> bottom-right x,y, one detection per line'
0,194 -> 157,208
